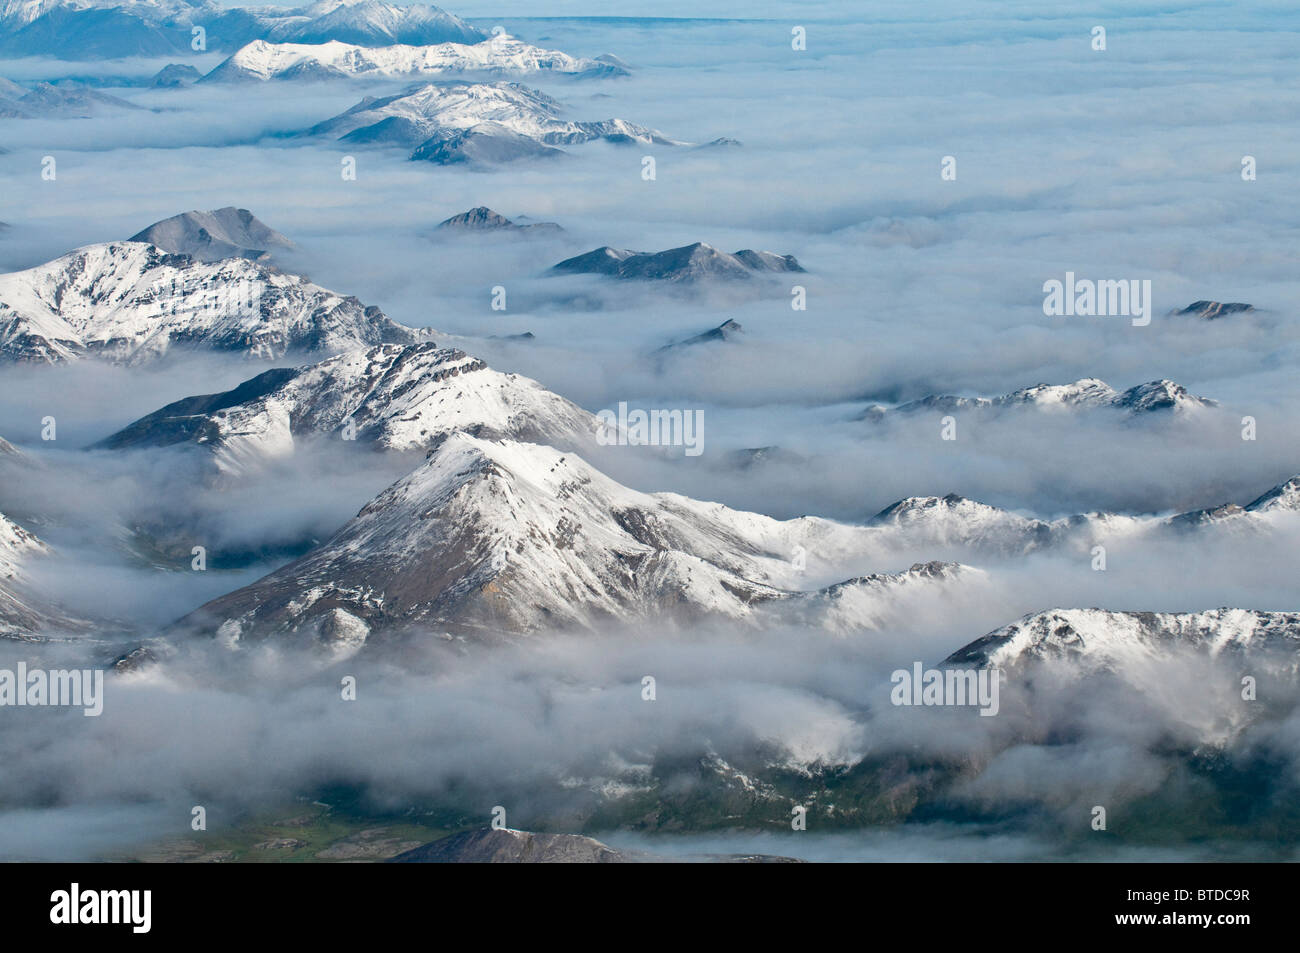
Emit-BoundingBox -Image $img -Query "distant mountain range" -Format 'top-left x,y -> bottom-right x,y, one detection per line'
551,243 -> 804,282
869,473 -> 1300,555
0,0 -> 486,59
3,202 -> 1295,691
204,36 -> 624,83
857,378 -> 1218,422
307,81 -> 679,165
168,426 -> 1300,652
946,607 -> 1300,676
436,206 -> 562,233
0,78 -> 140,117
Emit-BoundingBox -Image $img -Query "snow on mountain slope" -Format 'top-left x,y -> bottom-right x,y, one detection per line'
129,207 -> 295,264
204,36 -> 625,83
0,0 -> 67,27
0,510 -> 49,637
409,122 -> 564,165
0,80 -> 140,118
99,342 -> 604,472
0,510 -> 87,638
310,81 -> 558,141
0,510 -> 46,579
857,378 -> 1217,421
870,471 -> 1300,554
946,608 -> 1300,676
552,243 -> 803,282
1113,380 -> 1217,413
307,81 -> 680,164
1166,474 -> 1300,531
869,493 -> 1062,553
0,1 -> 204,57
271,0 -> 483,46
775,561 -> 971,635
0,0 -> 486,58
180,434 -> 970,650
1246,476 -> 1300,514
0,241 -> 428,364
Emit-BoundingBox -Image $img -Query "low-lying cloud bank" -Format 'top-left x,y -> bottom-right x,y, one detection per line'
0,618 -> 1296,861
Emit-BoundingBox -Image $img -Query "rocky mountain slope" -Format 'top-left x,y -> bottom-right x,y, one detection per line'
436,207 -> 561,232
205,36 -> 624,82
0,241 -> 429,364
179,434 -> 969,650
0,510 -> 86,639
1175,300 -> 1254,320
308,81 -> 678,164
657,319 -> 744,353
99,342 -> 603,471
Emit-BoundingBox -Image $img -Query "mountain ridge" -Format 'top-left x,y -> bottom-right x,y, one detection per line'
0,241 -> 430,364
177,434 -> 971,650
552,243 -> 804,282
97,342 -> 602,472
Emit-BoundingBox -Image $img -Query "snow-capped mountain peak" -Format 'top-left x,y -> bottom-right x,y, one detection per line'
179,434 -> 970,650
1245,476 -> 1300,514
946,607 -> 1300,675
280,1 -> 484,46
870,493 -> 1056,552
307,80 -> 681,164
859,377 -> 1217,421
1112,379 -> 1217,414
1003,378 -> 1117,407
0,241 -> 428,364
0,0 -> 487,59
100,341 -> 603,472
205,36 -> 626,83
